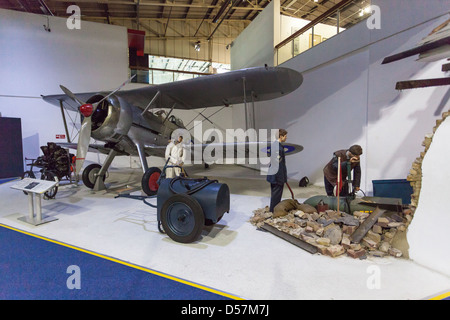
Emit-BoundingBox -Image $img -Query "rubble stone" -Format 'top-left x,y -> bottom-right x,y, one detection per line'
250,196 -> 415,259
366,230 -> 381,244
388,222 -> 404,228
379,241 -> 391,253
369,251 -> 386,258
323,224 -> 342,245
372,224 -> 383,234
377,217 -> 389,227
354,211 -> 370,220
293,210 -> 306,218
341,236 -> 351,249
362,238 -> 378,250
347,248 -> 366,259
343,225 -> 357,235
316,237 -> 331,246
316,227 -> 324,237
325,245 -> 345,257
389,247 -> 403,258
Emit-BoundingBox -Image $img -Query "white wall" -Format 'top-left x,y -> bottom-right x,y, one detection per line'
0,9 -> 129,169
0,9 -> 234,173
230,0 -> 280,70
230,0 -> 450,195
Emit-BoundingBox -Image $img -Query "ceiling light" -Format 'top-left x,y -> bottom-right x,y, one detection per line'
194,41 -> 201,52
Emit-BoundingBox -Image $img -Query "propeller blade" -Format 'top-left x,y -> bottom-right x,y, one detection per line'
94,74 -> 136,107
75,117 -> 92,176
59,85 -> 85,107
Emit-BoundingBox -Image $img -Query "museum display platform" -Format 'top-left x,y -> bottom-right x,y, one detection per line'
1,165 -> 449,300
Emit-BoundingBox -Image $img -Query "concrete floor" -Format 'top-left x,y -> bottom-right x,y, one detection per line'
1,164 -> 450,300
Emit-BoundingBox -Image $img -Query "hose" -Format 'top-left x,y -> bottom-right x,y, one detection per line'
114,193 -> 157,208
168,175 -> 218,196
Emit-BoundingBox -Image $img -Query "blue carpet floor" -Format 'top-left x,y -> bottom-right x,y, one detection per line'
0,224 -> 234,300
0,177 -> 20,185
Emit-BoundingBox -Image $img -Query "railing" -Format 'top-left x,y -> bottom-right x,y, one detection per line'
275,0 -> 371,65
130,66 -> 212,85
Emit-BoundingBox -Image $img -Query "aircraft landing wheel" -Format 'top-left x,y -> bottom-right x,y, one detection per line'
82,164 -> 105,189
160,194 -> 204,243
142,167 -> 161,196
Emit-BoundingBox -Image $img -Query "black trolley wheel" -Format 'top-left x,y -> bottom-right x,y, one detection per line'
160,193 -> 204,243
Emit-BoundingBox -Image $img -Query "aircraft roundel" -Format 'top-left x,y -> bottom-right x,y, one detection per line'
261,144 -> 297,154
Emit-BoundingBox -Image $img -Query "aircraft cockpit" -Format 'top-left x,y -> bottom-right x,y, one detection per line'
168,115 -> 184,128
154,110 -> 184,128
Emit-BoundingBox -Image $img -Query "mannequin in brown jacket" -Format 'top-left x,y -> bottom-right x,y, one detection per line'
323,145 -> 363,196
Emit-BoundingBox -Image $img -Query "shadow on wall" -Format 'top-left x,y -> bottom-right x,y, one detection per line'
22,133 -> 40,171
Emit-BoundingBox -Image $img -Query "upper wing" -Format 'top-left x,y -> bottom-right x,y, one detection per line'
42,92 -> 100,112
119,66 -> 303,110
42,66 -> 303,110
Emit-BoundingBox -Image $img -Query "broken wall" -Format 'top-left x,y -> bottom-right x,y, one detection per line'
407,113 -> 450,277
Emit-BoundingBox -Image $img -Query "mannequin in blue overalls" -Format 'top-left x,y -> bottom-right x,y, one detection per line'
266,129 -> 288,212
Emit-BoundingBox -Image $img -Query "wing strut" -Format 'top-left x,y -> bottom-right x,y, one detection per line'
59,100 -> 71,143
162,103 -> 177,124
242,77 -> 256,130
141,90 -> 160,116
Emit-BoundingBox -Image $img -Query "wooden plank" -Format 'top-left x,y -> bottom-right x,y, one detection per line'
260,223 -> 318,254
395,77 -> 450,90
382,36 -> 450,65
350,207 -> 386,243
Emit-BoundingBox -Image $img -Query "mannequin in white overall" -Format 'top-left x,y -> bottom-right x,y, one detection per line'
165,135 -> 186,178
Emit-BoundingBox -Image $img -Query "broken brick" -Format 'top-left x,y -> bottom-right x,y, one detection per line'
377,217 -> 389,227
388,247 -> 403,258
343,225 -> 357,235
347,248 -> 366,259
316,237 -> 331,246
325,245 -> 345,257
372,224 -> 383,234
362,238 -> 378,249
366,230 -> 381,244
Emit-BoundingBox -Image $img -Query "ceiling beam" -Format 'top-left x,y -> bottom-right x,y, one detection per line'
45,0 -> 264,12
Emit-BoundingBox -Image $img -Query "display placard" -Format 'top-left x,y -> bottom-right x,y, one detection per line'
11,178 -> 58,194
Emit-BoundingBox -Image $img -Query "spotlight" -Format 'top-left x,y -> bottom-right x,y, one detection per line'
194,41 -> 201,51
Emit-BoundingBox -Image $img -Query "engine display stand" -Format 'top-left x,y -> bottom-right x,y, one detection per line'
11,178 -> 59,226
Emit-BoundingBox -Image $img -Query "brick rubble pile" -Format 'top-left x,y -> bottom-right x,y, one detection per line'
250,202 -> 414,259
